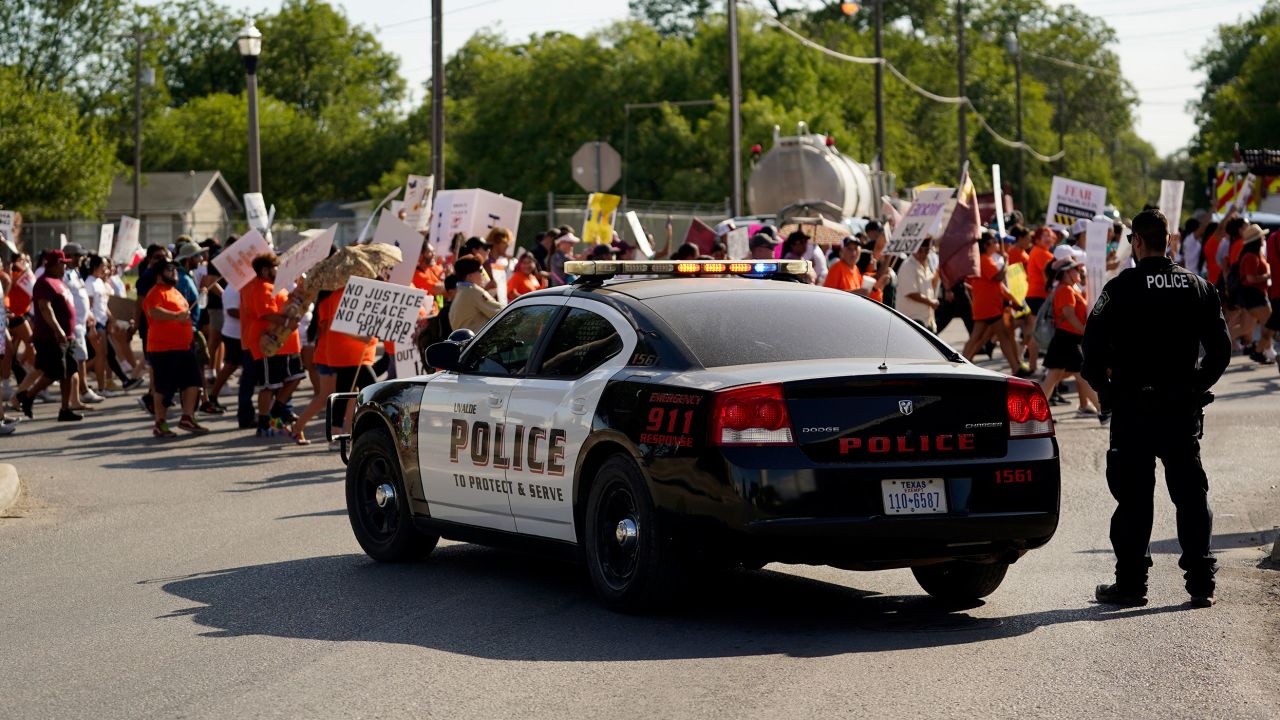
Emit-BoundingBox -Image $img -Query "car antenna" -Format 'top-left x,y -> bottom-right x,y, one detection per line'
878,313 -> 893,372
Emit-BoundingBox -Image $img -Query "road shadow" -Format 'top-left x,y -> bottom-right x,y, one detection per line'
227,468 -> 344,493
1077,528 -> 1279,555
149,548 -> 1189,661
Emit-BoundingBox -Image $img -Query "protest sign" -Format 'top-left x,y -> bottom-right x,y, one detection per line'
15,270 -> 35,296
330,276 -> 426,345
277,225 -> 336,290
685,218 -> 717,255
427,189 -> 522,257
112,216 -> 141,266
244,193 -> 272,243
624,211 -> 654,258
726,226 -> 750,259
1085,220 -> 1111,312
211,229 -> 271,290
97,224 -> 114,257
59,233 -> 67,249
993,165 -> 1007,239
1005,262 -> 1030,318
1158,180 -> 1185,232
885,188 -> 953,255
1234,173 -> 1256,212
394,341 -> 429,380
372,210 -> 425,286
583,193 -> 621,245
1045,176 -> 1106,230
107,294 -> 136,323
403,174 -> 434,232
0,211 -> 16,254
357,186 -> 403,244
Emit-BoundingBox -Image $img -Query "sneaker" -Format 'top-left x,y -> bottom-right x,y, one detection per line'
57,409 -> 84,422
1095,583 -> 1147,607
123,377 -> 145,392
98,388 -> 123,398
1098,410 -> 1112,427
19,393 -> 35,419
1250,350 -> 1275,365
1189,594 -> 1217,608
1013,365 -> 1034,379
0,423 -> 14,436
1076,407 -> 1098,417
1050,392 -> 1070,406
38,389 -> 56,403
1,416 -> 20,425
82,390 -> 105,404
177,416 -> 210,434
153,421 -> 177,438
199,401 -> 226,415
137,395 -> 153,415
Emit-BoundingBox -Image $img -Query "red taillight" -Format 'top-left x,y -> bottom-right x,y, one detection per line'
709,384 -> 795,446
1006,378 -> 1053,438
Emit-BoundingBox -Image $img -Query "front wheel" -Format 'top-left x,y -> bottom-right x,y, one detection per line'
584,454 -> 683,612
911,561 -> 1009,602
346,430 -> 439,562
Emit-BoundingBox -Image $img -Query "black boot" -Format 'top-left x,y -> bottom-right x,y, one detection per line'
1095,583 -> 1147,607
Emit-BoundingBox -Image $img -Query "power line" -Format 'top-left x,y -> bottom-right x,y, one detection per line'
375,0 -> 506,32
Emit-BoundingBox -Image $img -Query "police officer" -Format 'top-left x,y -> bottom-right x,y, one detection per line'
1082,209 -> 1231,608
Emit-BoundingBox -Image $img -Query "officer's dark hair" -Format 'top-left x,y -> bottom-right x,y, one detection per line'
1224,217 -> 1245,239
1131,209 -> 1168,251
453,255 -> 483,278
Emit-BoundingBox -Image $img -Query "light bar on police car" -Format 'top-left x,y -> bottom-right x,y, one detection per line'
564,259 -> 811,278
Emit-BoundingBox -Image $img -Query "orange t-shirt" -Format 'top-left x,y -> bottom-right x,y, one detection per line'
241,277 -> 300,360
1026,246 -> 1054,299
315,290 -> 377,367
823,261 -> 863,293
7,272 -> 33,316
141,284 -> 194,352
1240,253 -> 1269,290
507,270 -> 546,299
1204,235 -> 1224,284
1008,247 -> 1028,266
412,264 -> 445,293
1227,238 -> 1245,269
1053,283 -> 1087,333
968,254 -> 1005,320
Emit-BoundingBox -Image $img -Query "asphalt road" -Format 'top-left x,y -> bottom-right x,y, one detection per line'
2,349 -> 1278,719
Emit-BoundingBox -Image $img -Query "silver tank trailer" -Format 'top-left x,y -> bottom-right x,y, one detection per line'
747,123 -> 876,219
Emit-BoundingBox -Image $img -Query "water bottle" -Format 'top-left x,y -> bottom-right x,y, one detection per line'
197,287 -> 208,310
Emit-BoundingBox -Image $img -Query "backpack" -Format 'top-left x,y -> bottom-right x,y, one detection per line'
1033,289 -> 1057,348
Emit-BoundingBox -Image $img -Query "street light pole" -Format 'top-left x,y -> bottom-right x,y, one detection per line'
237,22 -> 263,195
432,0 -> 445,190
132,30 -> 143,221
874,0 -> 885,170
727,0 -> 743,217
1006,30 -> 1025,213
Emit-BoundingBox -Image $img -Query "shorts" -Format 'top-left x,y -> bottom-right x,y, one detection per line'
209,309 -> 225,333
8,315 -> 28,331
972,312 -> 1003,324
1044,329 -> 1083,372
148,349 -> 202,398
315,363 -> 338,377
72,324 -> 88,363
1237,286 -> 1269,311
254,353 -> 305,391
221,336 -> 243,366
34,340 -> 76,380
1026,296 -> 1046,315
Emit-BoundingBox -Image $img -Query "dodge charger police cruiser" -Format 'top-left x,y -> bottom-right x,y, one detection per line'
328,260 -> 1060,611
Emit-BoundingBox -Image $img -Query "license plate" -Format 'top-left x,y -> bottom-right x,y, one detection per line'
881,479 -> 948,515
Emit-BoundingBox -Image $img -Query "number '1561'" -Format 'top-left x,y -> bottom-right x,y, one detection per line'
994,469 -> 1033,484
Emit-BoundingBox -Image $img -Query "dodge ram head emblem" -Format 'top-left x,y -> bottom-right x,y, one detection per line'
898,400 -> 914,416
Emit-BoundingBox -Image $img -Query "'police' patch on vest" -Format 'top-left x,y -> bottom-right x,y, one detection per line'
1091,290 -> 1110,316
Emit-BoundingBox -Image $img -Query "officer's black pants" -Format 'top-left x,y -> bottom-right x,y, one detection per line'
1105,408 -> 1215,596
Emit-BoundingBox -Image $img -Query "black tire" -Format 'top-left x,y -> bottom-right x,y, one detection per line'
911,561 -> 1009,601
346,429 -> 439,562
584,454 -> 683,612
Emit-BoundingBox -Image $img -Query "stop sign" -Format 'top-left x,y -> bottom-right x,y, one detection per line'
571,141 -> 621,192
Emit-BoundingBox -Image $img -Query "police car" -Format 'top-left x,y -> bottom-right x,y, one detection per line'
328,260 -> 1060,611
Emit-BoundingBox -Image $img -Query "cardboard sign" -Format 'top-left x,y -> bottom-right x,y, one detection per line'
244,193 -> 272,243
583,193 -> 621,245
98,224 -> 114,257
277,225 -> 336,290
428,189 -> 522,258
330,276 -> 427,345
112,216 -> 141,266
1045,176 -> 1106,230
0,210 -> 16,254
107,294 -> 137,323
885,188 -> 953,255
372,210 -> 425,287
393,340 -> 428,380
726,227 -> 750,259
211,229 -> 271,291
684,218 -> 716,255
624,211 -> 654,258
403,174 -> 434,232
1085,220 -> 1111,312
1158,180 -> 1185,231
993,164 -> 1007,239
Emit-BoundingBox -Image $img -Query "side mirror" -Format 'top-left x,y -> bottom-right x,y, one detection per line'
447,328 -> 476,344
426,342 -> 463,372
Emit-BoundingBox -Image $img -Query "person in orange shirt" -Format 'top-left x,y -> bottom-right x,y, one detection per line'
507,253 -> 547,299
1041,258 -> 1100,415
1229,225 -> 1273,363
962,233 -> 1026,375
141,261 -> 208,437
1007,226 -> 1042,373
289,287 -> 378,444
2,254 -> 37,401
241,253 -> 304,437
824,237 -> 889,298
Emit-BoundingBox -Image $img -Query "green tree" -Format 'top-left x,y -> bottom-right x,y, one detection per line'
0,0 -> 124,93
0,69 -> 120,217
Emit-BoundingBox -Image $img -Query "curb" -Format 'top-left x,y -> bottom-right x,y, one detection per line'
0,463 -> 18,516
1272,535 -> 1280,563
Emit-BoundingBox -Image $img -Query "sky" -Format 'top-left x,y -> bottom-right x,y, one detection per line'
208,0 -> 1268,158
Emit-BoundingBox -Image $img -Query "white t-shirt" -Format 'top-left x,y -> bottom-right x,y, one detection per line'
86,276 -> 111,325
65,268 -> 92,327
896,254 -> 937,325
221,284 -> 241,340
1182,233 -> 1202,274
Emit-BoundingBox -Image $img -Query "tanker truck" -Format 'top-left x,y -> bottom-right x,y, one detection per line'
746,122 -> 883,222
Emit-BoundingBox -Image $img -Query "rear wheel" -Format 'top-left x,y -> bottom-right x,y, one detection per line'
584,454 -> 683,612
912,561 -> 1009,601
346,430 -> 439,562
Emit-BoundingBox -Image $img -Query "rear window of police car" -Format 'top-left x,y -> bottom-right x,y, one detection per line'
643,289 -> 947,368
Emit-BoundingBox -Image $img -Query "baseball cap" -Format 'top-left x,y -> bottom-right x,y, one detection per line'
464,236 -> 491,252
42,249 -> 69,264
1052,245 -> 1075,262
749,233 -> 779,251
1052,257 -> 1081,272
555,233 -> 579,246
1070,218 -> 1089,237
62,242 -> 87,256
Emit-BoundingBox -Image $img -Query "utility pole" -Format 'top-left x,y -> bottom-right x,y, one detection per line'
874,0 -> 885,170
1006,30 -> 1026,213
431,0 -> 445,189
727,0 -> 743,217
132,30 -> 143,220
956,1 -> 967,181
